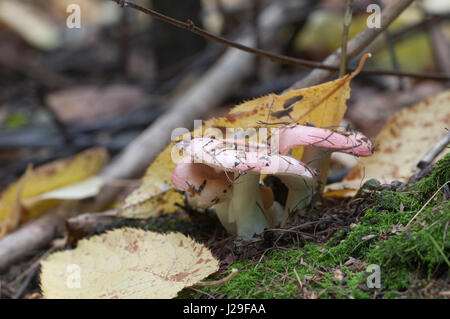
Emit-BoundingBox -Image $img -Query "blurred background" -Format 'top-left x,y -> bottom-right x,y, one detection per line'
0,0 -> 449,190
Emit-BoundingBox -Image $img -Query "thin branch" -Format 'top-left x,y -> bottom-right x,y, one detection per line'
195,268 -> 238,287
290,0 -> 417,88
384,30 -> 404,90
376,0 -> 404,90
110,0 -> 450,81
340,0 -> 354,77
417,131 -> 450,169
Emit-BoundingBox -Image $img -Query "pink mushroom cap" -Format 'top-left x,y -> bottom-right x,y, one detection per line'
275,125 -> 374,157
174,137 -> 315,178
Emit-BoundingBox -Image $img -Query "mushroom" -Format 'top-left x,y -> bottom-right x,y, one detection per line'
270,124 -> 374,224
273,124 -> 374,157
172,138 -> 318,238
171,124 -> 374,238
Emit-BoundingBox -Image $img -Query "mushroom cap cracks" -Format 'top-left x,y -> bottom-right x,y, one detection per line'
171,138 -> 318,209
174,137 -> 315,178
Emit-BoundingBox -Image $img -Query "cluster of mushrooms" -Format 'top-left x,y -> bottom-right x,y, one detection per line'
171,124 -> 374,239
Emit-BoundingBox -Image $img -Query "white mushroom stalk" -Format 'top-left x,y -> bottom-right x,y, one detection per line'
172,138 -> 317,238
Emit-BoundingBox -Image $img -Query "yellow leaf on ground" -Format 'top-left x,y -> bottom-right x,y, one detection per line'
0,148 -> 108,227
0,165 -> 32,238
120,146 -> 184,218
40,228 -> 219,299
326,89 -> 450,195
22,176 -> 105,209
119,56 -> 371,219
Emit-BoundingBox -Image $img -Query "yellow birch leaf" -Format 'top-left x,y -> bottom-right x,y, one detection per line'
326,89 -> 450,196
120,55 -> 370,218
22,176 -> 105,208
0,165 -> 32,238
0,148 -> 108,225
40,227 -> 219,299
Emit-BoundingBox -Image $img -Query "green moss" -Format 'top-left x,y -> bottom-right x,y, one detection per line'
414,153 -> 450,201
194,154 -> 450,299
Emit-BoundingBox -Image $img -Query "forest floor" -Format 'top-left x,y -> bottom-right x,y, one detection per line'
3,154 -> 448,299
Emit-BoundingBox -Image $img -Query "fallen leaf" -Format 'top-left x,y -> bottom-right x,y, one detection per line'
119,55 -> 370,219
0,165 -> 32,237
327,90 -> 450,195
0,148 -> 108,229
46,85 -> 148,124
40,228 -> 219,299
22,176 -> 105,209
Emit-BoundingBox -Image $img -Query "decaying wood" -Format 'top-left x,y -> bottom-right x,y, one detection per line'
65,210 -> 118,243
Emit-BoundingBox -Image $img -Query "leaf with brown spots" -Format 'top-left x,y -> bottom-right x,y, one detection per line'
40,228 -> 219,299
327,90 -> 450,195
0,148 -> 108,235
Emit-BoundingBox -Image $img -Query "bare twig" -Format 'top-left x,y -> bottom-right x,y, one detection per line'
293,267 -> 303,288
110,0 -> 449,81
340,0 -> 354,77
195,268 -> 238,287
383,30 -> 404,90
290,0 -> 417,89
417,131 -> 450,169
429,20 -> 450,75
374,0 -> 404,90
13,265 -> 40,299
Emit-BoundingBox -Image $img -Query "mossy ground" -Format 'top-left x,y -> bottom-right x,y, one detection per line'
187,154 -> 450,299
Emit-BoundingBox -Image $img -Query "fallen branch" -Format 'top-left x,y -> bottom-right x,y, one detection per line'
0,202 -> 80,273
65,210 -> 118,243
417,131 -> 450,169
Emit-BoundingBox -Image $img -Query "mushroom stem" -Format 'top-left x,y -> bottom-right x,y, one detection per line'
213,201 -> 236,234
279,174 -> 316,227
228,172 -> 268,238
